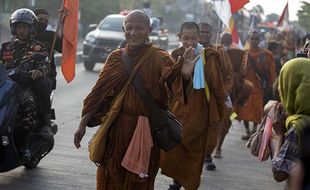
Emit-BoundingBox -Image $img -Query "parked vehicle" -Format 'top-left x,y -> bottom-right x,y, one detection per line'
0,54 -> 57,172
82,14 -> 126,71
83,14 -> 170,71
149,17 -> 169,50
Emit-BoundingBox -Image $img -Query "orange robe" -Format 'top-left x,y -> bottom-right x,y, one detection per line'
160,47 -> 225,190
82,44 -> 180,190
236,48 -> 276,124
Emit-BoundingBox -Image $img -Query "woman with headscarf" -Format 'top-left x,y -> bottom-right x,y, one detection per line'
272,57 -> 310,183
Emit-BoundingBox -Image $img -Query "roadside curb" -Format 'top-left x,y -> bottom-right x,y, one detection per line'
54,51 -> 83,66
54,42 -> 179,66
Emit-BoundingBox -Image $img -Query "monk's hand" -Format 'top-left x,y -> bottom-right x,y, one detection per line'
74,124 -> 86,149
181,46 -> 196,80
30,69 -> 43,80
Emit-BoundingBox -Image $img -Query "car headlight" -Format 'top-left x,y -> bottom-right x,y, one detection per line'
149,36 -> 159,41
85,35 -> 96,44
159,36 -> 168,41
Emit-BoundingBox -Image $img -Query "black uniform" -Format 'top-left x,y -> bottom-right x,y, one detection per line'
33,30 -> 62,89
0,38 -> 51,146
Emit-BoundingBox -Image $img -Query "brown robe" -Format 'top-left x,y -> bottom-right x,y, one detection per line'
212,45 -> 234,93
205,45 -> 234,154
236,48 -> 276,124
160,47 -> 225,190
82,44 -> 180,190
226,48 -> 246,107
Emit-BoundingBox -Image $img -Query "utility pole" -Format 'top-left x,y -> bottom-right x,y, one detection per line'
29,0 -> 36,7
0,0 -> 5,42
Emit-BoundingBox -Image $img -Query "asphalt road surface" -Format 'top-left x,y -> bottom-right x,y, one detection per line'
0,63 -> 286,190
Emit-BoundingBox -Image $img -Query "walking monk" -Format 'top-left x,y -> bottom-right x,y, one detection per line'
160,21 -> 226,190
198,23 -> 234,170
73,10 -> 196,190
236,30 -> 276,140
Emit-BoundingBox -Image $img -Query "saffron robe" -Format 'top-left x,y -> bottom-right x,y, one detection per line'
236,48 -> 276,123
82,44 -> 182,190
160,47 -> 225,190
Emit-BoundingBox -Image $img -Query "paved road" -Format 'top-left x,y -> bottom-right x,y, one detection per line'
0,63 -> 286,190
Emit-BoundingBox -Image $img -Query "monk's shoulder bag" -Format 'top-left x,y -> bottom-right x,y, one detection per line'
121,50 -> 182,152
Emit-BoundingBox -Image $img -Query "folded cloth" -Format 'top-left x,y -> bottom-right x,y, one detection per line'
258,116 -> 273,161
193,43 -> 205,89
121,116 -> 153,178
192,43 -> 210,102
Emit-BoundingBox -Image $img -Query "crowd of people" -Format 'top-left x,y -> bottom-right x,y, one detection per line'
1,6 -> 310,190
72,10 -> 310,190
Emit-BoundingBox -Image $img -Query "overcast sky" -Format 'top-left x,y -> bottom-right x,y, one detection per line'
244,0 -> 307,21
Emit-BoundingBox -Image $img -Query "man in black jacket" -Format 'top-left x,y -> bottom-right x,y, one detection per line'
33,8 -> 67,89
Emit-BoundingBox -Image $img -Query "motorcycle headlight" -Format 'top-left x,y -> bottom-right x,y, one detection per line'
2,136 -> 9,146
85,35 -> 96,44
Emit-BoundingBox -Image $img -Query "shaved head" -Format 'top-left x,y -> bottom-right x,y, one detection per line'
123,10 -> 150,27
122,9 -> 152,50
248,29 -> 261,38
220,32 -> 232,47
220,32 -> 232,41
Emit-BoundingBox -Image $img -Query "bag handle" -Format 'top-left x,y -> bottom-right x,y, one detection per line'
121,48 -> 167,128
119,46 -> 157,92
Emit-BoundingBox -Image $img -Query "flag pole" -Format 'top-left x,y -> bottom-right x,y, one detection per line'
49,0 -> 65,61
213,0 -> 223,50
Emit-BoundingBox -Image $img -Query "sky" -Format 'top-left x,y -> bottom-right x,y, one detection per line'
244,0 -> 308,21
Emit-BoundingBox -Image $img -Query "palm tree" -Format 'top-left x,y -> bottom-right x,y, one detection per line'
298,1 -> 310,31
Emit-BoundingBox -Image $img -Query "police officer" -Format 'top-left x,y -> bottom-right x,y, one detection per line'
0,8 -> 51,159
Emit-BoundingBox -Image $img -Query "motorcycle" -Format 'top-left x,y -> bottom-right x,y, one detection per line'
0,53 -> 57,171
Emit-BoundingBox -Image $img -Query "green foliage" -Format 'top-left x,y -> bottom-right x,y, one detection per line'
298,1 -> 310,31
0,0 -> 121,36
265,13 -> 279,23
80,0 -> 120,35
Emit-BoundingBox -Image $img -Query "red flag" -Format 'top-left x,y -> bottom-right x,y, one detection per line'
229,0 -> 249,13
277,1 -> 289,27
228,18 -> 243,48
62,0 -> 79,83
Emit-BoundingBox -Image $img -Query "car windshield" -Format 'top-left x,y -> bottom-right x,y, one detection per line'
98,17 -> 124,32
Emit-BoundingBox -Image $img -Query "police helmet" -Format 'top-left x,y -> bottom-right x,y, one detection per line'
10,8 -> 37,36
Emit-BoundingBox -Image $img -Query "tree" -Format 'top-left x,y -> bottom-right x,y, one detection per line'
79,0 -> 120,36
265,13 -> 279,23
298,1 -> 310,31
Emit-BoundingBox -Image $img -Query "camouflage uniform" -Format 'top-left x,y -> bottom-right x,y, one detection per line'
0,38 -> 50,132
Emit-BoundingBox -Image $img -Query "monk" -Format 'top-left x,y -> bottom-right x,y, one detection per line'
73,10 -> 196,190
236,30 -> 276,140
210,31 -> 247,159
220,32 -> 240,50
198,23 -> 234,170
160,21 -> 226,190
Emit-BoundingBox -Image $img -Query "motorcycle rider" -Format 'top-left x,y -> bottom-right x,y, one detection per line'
0,8 -> 51,160
33,8 -> 67,90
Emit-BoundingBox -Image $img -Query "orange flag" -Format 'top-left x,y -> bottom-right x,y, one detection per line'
62,0 -> 79,83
